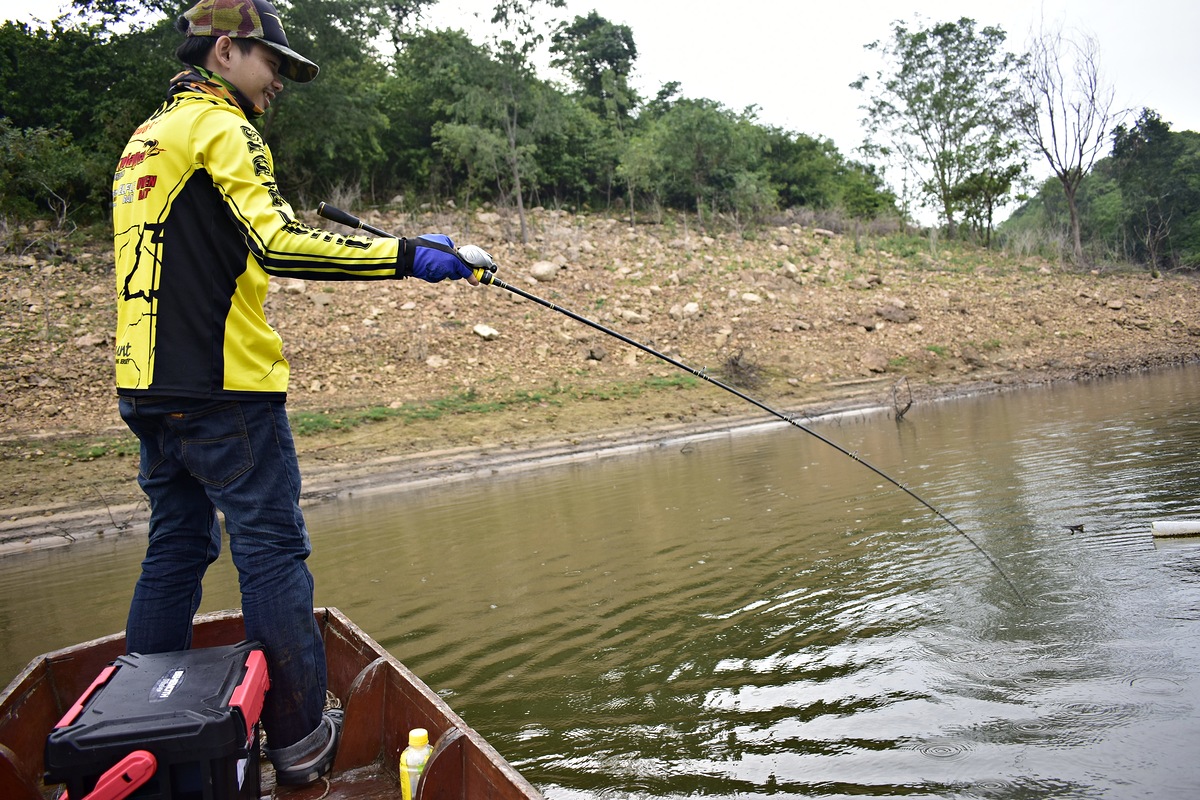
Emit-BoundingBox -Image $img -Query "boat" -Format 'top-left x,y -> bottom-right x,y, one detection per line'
0,606 -> 544,800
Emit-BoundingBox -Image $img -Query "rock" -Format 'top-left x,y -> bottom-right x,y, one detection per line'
619,308 -> 648,323
530,261 -> 559,281
860,349 -> 890,373
741,292 -> 763,304
961,347 -> 988,368
852,316 -> 877,331
476,211 -> 501,225
814,228 -> 835,238
425,355 -> 447,368
473,324 -> 500,340
668,301 -> 702,320
73,332 -> 106,348
876,305 -> 916,324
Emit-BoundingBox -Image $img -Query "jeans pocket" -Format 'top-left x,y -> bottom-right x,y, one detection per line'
119,397 -> 167,481
176,402 -> 255,487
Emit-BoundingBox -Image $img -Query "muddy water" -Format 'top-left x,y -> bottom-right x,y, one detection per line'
3,367 -> 1200,798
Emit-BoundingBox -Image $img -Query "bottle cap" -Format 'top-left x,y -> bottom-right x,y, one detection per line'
409,728 -> 429,747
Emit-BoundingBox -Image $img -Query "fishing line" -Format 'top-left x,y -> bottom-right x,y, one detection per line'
317,203 -> 1024,603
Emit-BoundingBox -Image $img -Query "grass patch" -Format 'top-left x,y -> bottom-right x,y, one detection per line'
1,434 -> 140,463
68,437 -> 140,460
289,375 -> 701,436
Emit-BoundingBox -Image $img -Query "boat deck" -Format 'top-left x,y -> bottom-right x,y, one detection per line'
0,608 -> 542,800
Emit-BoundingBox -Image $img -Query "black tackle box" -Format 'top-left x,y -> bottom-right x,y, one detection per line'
44,641 -> 269,800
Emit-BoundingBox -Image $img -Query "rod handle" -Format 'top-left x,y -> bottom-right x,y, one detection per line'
316,202 -> 393,238
316,201 -> 359,229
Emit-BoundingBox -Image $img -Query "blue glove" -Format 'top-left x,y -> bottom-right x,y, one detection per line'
409,234 -> 474,282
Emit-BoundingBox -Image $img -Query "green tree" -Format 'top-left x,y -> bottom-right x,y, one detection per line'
550,11 -> 638,128
950,139 -> 1025,246
530,93 -> 609,208
621,97 -> 771,229
387,28 -> 488,199
614,122 -> 663,221
0,18 -> 175,216
840,160 -> 898,219
852,16 -> 1022,236
1112,110 -> 1200,270
260,0 -> 393,201
0,118 -> 87,225
760,127 -> 896,218
438,44 -> 566,242
549,12 -> 639,208
762,129 -> 841,209
487,0 -> 566,53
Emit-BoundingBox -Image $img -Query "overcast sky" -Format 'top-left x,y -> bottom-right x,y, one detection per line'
12,0 -> 1199,183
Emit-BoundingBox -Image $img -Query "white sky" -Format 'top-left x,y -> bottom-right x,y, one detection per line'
11,0 -> 1199,187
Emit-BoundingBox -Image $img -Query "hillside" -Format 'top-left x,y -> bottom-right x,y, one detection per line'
3,206 -> 1199,547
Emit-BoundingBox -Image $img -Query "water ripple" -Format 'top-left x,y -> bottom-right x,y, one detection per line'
910,739 -> 975,761
1127,675 -> 1186,696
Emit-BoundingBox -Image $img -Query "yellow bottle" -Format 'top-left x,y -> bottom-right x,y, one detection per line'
399,727 -> 432,800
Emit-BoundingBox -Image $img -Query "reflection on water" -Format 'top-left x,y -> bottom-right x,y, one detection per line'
3,368 -> 1200,798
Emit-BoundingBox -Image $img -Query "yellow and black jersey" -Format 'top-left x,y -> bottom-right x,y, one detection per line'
113,79 -> 404,399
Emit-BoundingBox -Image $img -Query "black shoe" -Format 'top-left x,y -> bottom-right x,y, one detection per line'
271,709 -> 344,786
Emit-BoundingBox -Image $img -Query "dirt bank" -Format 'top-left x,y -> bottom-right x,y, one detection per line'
3,207 -> 1199,550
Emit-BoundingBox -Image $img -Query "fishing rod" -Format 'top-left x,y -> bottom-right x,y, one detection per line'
317,202 -> 1024,603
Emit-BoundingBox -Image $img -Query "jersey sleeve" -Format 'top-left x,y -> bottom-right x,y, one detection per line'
194,109 -> 408,281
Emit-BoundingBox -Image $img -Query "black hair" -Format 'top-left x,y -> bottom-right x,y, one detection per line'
174,17 -> 257,69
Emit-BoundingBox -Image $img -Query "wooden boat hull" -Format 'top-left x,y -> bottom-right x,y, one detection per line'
0,607 -> 543,800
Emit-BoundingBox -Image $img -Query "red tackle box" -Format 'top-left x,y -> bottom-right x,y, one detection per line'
44,641 -> 269,800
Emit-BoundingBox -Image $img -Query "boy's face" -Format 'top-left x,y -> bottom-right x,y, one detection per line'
221,38 -> 284,110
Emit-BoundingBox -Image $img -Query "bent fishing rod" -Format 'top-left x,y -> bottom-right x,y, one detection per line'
317,202 -> 1024,603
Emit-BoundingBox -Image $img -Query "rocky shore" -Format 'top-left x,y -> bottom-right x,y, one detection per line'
3,207 -> 1199,549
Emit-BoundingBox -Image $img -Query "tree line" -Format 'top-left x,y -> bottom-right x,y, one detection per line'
0,0 -> 894,245
2,2 -> 1197,269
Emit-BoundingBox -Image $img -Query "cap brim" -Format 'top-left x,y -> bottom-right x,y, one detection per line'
260,39 -> 318,83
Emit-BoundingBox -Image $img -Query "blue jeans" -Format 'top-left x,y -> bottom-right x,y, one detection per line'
119,396 -> 327,750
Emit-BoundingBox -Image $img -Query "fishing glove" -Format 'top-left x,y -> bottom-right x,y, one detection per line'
405,234 -> 475,282
457,244 -> 497,276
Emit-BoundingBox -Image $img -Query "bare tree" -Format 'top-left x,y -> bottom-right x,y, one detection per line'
1015,25 -> 1118,266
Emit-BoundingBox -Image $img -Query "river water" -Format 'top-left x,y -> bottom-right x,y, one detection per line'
3,367 -> 1200,798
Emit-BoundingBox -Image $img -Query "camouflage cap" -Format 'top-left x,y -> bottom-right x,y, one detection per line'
179,0 -> 319,83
